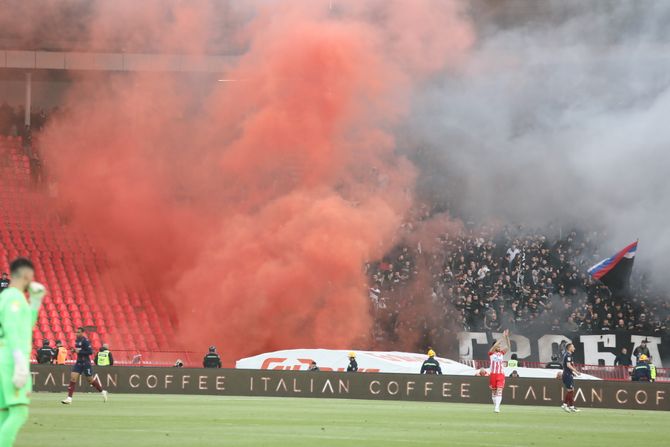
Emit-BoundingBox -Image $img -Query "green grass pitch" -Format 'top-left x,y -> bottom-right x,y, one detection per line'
19,393 -> 669,447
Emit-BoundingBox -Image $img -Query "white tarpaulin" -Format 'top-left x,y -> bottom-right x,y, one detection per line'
235,349 -> 475,374
492,367 -> 600,380
235,349 -> 601,380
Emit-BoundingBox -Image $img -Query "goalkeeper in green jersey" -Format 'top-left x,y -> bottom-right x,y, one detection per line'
0,258 -> 46,446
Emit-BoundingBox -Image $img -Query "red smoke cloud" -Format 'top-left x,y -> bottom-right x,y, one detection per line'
39,0 -> 473,362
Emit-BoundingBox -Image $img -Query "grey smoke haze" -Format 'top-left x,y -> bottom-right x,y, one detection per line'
2,0 -> 667,280
409,0 -> 670,278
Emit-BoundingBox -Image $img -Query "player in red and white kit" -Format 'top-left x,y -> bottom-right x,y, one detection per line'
488,329 -> 511,413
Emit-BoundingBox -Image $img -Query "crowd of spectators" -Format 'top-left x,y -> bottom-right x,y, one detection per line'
368,223 -> 670,350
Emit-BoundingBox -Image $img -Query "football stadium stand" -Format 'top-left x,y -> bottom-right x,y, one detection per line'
0,135 -> 179,364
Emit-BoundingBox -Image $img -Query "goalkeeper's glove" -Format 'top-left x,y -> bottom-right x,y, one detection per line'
12,350 -> 29,389
28,281 -> 47,310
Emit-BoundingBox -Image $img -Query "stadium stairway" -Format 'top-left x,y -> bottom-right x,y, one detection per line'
0,135 -> 180,364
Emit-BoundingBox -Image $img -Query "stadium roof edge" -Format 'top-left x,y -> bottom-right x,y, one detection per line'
0,50 -> 239,73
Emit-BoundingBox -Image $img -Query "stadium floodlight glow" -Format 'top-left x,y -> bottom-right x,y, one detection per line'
217,79 -> 238,82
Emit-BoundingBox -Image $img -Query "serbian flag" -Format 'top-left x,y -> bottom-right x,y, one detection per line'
588,240 -> 638,292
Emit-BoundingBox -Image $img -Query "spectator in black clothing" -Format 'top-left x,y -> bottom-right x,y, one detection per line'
174,359 -> 184,368
29,153 -> 42,186
485,312 -> 501,332
420,350 -> 442,375
37,340 -> 55,364
614,348 -> 632,367
563,317 -> 579,333
347,352 -> 358,372
509,370 -> 520,378
22,125 -> 31,152
545,354 -> 562,369
0,273 -> 9,291
32,109 -> 47,130
614,319 -> 628,332
633,341 -> 651,361
308,361 -> 320,372
203,346 -> 222,368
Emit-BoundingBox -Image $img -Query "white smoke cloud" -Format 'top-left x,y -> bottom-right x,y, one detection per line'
408,0 -> 670,278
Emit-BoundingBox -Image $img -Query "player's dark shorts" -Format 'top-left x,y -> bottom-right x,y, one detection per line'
562,372 -> 574,389
72,362 -> 94,376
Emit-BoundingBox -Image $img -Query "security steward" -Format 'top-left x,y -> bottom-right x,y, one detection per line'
507,353 -> 519,368
203,346 -> 222,368
631,354 -> 652,381
420,349 -> 442,374
95,343 -> 114,366
55,339 -> 68,365
649,356 -> 657,382
347,352 -> 358,372
545,354 -> 563,369
37,339 -> 55,364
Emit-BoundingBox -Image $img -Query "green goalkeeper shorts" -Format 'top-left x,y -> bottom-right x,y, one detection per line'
0,367 -> 31,408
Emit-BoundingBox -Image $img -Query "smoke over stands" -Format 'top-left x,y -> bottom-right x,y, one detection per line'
29,1 -> 473,361
408,0 -> 670,278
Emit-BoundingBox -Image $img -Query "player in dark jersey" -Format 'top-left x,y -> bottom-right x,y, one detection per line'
561,343 -> 581,413
61,327 -> 107,404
